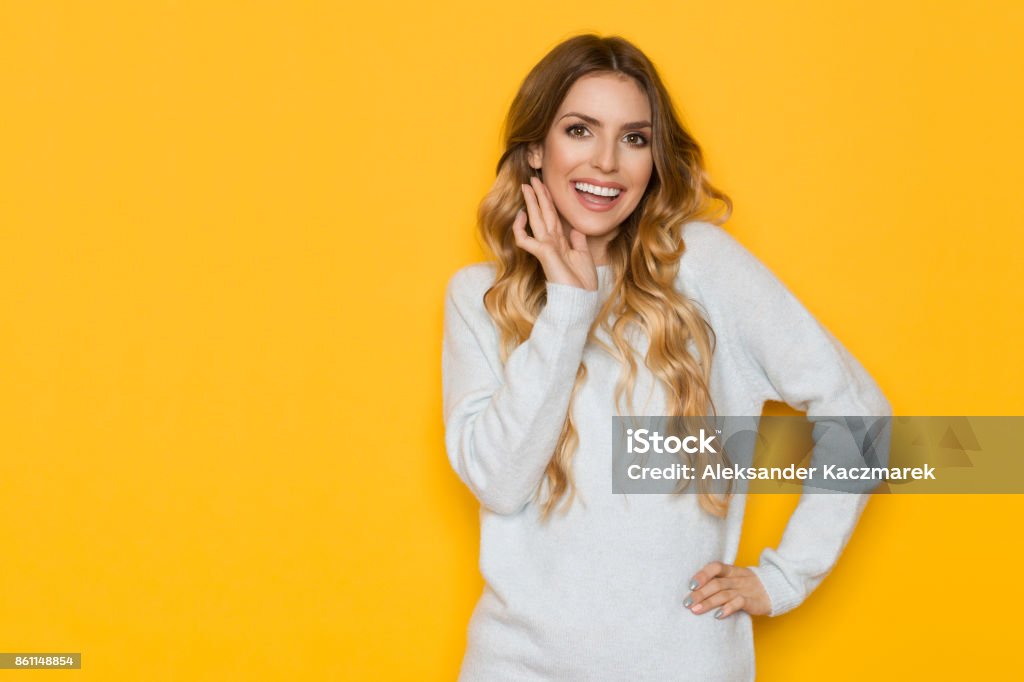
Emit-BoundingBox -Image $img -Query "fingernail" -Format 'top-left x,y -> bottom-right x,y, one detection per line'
683,596 -> 693,608
714,609 -> 725,619
688,579 -> 699,590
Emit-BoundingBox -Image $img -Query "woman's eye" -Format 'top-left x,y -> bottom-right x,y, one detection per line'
625,133 -> 649,147
565,125 -> 647,147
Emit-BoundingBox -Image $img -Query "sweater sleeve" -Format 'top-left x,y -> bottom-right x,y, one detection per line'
687,224 -> 893,617
441,266 -> 602,515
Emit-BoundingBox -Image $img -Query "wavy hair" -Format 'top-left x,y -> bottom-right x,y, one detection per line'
477,34 -> 734,520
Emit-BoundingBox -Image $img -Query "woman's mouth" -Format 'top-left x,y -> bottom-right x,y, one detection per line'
572,181 -> 624,212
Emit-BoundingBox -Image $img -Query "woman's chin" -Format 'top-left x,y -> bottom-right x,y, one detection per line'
572,223 -> 621,239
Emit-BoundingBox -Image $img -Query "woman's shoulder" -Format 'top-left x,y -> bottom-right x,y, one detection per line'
679,221 -> 756,271
679,220 -> 775,286
444,261 -> 497,311
677,220 -> 791,315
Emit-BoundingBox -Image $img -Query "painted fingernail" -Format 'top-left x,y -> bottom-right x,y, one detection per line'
714,609 -> 725,619
688,579 -> 699,590
683,596 -> 693,607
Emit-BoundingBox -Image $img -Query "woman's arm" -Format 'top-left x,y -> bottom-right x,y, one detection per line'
687,223 -> 892,617
441,265 -> 601,515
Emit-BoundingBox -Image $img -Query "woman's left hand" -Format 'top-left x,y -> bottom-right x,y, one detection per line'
683,561 -> 772,619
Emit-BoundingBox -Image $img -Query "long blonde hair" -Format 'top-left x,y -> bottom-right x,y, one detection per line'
478,34 -> 734,520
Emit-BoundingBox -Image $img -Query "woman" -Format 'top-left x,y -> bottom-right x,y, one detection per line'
441,34 -> 890,681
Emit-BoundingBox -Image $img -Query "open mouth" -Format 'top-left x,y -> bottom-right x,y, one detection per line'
573,183 -> 624,211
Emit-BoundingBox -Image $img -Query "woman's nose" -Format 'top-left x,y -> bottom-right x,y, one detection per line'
591,140 -> 618,173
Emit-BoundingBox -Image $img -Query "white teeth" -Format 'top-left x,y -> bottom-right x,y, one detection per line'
574,182 -> 621,197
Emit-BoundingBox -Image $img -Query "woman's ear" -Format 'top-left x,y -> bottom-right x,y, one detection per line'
527,143 -> 543,171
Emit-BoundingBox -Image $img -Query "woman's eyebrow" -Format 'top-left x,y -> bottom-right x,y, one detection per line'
558,111 -> 652,130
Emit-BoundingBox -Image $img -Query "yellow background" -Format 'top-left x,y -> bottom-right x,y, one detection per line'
2,1 -> 1022,679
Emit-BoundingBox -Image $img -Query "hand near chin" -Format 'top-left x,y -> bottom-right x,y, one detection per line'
683,561 -> 772,619
513,176 -> 598,291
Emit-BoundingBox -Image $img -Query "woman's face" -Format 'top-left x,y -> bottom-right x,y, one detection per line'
528,72 -> 654,251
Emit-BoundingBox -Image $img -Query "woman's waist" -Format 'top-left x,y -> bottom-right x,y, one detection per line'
465,585 -> 755,681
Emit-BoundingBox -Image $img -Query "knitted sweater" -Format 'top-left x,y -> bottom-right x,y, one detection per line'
441,221 -> 891,681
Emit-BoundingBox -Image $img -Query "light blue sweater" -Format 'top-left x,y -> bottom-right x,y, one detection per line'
441,221 -> 891,681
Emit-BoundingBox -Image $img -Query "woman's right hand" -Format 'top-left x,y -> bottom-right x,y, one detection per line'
513,176 -> 598,291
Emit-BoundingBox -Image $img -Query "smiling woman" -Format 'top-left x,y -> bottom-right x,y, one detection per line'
441,33 -> 891,682
526,75 -> 654,243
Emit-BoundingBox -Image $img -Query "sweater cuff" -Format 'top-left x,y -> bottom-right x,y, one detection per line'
543,281 -> 602,327
748,556 -> 804,617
